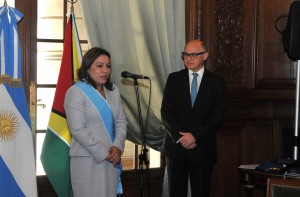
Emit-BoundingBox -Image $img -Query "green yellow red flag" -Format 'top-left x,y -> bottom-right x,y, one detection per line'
40,13 -> 82,197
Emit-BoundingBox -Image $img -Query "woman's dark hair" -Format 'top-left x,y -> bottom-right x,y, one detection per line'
77,47 -> 114,91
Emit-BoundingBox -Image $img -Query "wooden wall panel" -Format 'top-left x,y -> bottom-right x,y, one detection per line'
255,0 -> 295,88
16,1 -> 36,99
122,168 -> 164,197
186,0 -> 297,196
211,128 -> 243,197
247,123 -> 273,163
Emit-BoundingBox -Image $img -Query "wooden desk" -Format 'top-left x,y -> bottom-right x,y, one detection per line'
239,167 -> 286,197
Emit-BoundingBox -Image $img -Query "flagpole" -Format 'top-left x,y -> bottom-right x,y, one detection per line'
67,0 -> 77,14
68,0 -> 79,7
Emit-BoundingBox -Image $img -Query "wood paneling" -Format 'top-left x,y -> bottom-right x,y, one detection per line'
16,0 -> 36,100
186,0 -> 297,196
122,168 -> 164,197
255,0 -> 293,84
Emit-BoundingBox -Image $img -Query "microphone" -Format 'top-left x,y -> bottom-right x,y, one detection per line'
121,71 -> 149,79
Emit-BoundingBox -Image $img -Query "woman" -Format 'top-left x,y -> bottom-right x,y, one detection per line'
64,47 -> 127,197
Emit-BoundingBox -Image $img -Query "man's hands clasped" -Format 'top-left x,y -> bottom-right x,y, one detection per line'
177,132 -> 197,149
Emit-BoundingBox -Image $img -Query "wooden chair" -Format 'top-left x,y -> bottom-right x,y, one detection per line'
266,177 -> 300,197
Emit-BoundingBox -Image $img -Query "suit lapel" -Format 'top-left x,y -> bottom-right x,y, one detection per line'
180,69 -> 193,108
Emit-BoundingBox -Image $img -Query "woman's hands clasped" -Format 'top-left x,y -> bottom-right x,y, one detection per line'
106,146 -> 121,167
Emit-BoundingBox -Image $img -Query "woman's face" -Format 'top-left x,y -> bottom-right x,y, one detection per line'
87,54 -> 111,87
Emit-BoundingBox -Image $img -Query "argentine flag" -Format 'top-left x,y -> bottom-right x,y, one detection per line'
0,5 -> 37,197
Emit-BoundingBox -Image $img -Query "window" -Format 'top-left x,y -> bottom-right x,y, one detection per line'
2,0 -> 14,7
34,0 -> 87,175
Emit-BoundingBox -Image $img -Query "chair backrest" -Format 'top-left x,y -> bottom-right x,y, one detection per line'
266,177 -> 300,197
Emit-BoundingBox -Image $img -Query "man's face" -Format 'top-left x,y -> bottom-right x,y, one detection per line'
182,41 -> 208,72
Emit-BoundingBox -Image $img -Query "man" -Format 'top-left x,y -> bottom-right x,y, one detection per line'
161,39 -> 226,197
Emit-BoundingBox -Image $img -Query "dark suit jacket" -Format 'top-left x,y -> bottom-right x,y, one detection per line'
161,68 -> 226,164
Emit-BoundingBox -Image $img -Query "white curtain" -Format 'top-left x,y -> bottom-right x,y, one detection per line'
79,0 -> 185,150
80,1 -> 186,196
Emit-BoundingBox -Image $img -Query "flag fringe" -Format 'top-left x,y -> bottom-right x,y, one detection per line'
0,75 -> 22,88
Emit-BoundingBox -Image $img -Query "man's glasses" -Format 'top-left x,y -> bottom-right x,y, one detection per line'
181,51 -> 207,59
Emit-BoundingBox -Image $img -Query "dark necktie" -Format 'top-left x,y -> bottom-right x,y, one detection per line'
191,73 -> 198,106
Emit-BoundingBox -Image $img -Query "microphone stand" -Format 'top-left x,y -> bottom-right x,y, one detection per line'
132,79 -> 152,197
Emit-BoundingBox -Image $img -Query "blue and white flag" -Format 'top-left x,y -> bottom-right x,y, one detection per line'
0,5 -> 38,197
